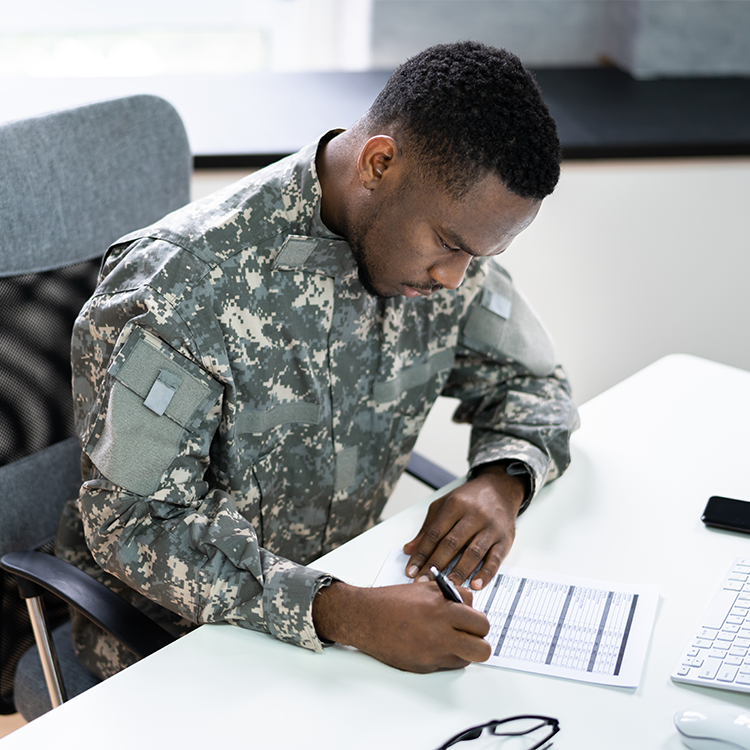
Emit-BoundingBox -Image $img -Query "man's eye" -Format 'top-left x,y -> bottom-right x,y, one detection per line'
441,240 -> 459,252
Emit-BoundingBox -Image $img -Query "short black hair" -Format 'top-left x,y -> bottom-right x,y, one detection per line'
364,41 -> 561,200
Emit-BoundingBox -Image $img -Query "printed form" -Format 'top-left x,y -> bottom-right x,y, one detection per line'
375,551 -> 659,688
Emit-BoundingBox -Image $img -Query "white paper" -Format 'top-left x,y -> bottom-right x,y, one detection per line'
374,550 -> 659,688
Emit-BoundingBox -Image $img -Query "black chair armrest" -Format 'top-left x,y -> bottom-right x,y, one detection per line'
1,551 -> 176,659
405,452 -> 457,491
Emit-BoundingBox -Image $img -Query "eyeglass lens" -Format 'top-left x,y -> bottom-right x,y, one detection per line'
440,716 -> 558,750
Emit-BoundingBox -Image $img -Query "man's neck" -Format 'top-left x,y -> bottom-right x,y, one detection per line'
316,128 -> 359,239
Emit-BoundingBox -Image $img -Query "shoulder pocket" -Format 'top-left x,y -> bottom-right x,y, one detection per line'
84,327 -> 223,496
460,262 -> 556,378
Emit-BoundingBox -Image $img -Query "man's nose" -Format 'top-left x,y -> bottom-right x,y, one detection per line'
429,253 -> 473,290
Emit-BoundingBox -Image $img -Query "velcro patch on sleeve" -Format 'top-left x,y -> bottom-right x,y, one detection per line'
460,261 -> 556,378
84,327 -> 223,496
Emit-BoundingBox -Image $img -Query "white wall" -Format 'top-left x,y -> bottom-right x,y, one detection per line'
501,156 -> 750,405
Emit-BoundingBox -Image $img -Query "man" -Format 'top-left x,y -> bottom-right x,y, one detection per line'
57,41 -> 579,677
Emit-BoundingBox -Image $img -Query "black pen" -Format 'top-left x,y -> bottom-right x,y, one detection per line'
430,565 -> 462,603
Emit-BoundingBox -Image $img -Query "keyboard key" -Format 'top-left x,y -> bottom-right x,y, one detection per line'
699,660 -> 723,680
672,560 -> 750,695
704,589 -> 740,628
719,666 -> 739,682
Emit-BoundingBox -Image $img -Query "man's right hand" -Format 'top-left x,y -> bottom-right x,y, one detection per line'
312,580 -> 491,673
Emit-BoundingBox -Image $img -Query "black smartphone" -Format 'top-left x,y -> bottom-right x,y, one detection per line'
702,496 -> 750,534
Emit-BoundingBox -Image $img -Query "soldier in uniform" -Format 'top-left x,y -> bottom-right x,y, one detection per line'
57,41 -> 580,676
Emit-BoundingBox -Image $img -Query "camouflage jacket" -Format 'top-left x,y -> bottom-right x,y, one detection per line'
60,137 -> 579,665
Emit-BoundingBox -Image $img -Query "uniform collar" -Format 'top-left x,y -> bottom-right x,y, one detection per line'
274,130 -> 356,281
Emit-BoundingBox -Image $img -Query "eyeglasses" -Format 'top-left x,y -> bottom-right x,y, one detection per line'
434,715 -> 560,750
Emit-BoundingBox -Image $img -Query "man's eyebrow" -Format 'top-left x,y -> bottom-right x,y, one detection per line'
443,229 -> 480,257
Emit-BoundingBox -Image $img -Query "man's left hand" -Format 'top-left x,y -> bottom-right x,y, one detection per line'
402,462 -> 526,590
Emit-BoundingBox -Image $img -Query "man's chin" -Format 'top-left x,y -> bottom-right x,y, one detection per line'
350,245 -> 400,299
369,286 -> 399,300
356,268 -> 394,299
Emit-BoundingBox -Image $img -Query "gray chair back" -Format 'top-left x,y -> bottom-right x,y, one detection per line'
0,94 -> 191,714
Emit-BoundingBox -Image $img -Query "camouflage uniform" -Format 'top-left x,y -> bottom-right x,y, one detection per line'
56,135 -> 579,678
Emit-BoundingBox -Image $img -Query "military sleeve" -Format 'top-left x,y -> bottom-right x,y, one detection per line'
443,260 -> 580,510
75,317 -> 335,653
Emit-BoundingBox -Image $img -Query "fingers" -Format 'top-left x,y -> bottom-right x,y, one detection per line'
440,589 -> 492,663
404,476 -> 520,589
447,631 -> 492,667
408,515 -> 507,589
402,498 -> 444,564
331,581 -> 492,673
442,526 -> 496,587
451,538 -> 509,591
451,590 -> 490,639
413,586 -> 492,668
404,496 -> 462,580
456,585 -> 474,607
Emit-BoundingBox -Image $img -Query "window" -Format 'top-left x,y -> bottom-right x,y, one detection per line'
0,0 -> 373,78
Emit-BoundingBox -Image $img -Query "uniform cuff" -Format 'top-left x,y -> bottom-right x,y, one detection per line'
261,561 -> 337,653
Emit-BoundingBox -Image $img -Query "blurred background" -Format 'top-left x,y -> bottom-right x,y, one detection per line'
2,0 -> 749,77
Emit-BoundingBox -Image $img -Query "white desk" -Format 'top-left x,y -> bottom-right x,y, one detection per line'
4,354 -> 750,749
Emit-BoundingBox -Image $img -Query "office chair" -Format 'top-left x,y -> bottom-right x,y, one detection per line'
0,93 -> 454,723
0,94 -> 191,721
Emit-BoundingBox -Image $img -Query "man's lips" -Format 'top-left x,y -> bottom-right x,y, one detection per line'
401,283 -> 436,297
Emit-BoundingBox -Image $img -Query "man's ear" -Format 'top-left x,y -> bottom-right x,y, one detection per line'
357,135 -> 399,190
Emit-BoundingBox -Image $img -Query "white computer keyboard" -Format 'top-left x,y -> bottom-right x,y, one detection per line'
672,558 -> 750,693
